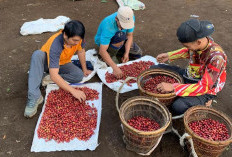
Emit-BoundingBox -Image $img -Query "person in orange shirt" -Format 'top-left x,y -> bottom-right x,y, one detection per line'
24,20 -> 92,118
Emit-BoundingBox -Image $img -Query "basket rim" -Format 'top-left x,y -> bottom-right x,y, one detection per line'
184,105 -> 232,145
119,96 -> 172,135
137,68 -> 183,97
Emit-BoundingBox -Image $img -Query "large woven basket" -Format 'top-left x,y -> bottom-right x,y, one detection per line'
184,106 -> 232,157
137,68 -> 184,106
117,96 -> 171,154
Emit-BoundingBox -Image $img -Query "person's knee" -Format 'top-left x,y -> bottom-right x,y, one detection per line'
171,98 -> 189,115
69,71 -> 84,83
132,42 -> 142,54
31,50 -> 45,61
150,64 -> 170,69
77,71 -> 84,82
150,64 -> 160,69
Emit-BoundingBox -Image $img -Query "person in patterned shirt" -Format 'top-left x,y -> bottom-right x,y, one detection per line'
151,19 -> 227,115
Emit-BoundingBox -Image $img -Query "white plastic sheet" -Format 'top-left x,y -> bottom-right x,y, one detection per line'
20,16 -> 70,36
71,49 -> 102,83
116,0 -> 145,10
97,55 -> 158,93
31,83 -> 103,152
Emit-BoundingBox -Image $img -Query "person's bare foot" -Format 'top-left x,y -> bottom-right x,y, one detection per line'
205,100 -> 213,107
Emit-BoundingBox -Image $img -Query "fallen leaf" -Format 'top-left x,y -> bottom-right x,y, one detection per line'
6,88 -> 10,92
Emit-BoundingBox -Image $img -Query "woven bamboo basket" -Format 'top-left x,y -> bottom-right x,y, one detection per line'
137,68 -> 184,106
184,106 -> 232,157
116,93 -> 171,155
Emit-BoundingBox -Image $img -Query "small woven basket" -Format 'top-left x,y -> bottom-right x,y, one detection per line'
137,68 -> 184,106
184,106 -> 232,157
117,96 -> 171,154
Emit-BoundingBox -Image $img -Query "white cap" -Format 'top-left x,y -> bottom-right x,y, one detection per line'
117,6 -> 134,29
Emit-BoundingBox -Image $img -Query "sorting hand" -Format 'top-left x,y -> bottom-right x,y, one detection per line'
71,89 -> 86,102
156,53 -> 169,63
156,82 -> 174,94
83,69 -> 92,77
113,66 -> 123,79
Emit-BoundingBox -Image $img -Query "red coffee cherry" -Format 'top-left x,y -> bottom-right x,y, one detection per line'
105,61 -> 154,86
188,118 -> 230,141
37,87 -> 99,142
127,116 -> 160,132
143,75 -> 178,94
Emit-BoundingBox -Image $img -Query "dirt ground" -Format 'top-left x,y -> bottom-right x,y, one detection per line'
0,0 -> 231,157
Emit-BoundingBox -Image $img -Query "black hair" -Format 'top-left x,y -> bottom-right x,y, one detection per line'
62,20 -> 85,39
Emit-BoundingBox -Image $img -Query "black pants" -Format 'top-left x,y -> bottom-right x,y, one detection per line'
150,64 -> 216,115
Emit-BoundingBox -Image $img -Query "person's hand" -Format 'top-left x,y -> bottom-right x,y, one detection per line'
70,88 -> 86,102
113,66 -> 123,79
156,53 -> 169,63
156,82 -> 174,93
121,53 -> 129,63
83,69 -> 92,77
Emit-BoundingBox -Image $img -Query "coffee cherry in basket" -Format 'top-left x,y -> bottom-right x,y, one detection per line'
143,75 -> 178,94
188,118 -> 230,141
127,116 -> 160,131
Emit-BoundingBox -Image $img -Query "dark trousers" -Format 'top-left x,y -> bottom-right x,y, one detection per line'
150,64 -> 216,115
107,42 -> 142,64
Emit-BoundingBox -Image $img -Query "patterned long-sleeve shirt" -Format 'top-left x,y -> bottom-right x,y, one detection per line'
167,38 -> 227,96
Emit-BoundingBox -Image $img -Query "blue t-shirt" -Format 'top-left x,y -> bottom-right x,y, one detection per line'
94,12 -> 135,46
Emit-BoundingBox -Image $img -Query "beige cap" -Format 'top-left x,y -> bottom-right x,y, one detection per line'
117,6 -> 134,29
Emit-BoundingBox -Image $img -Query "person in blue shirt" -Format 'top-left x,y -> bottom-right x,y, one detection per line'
95,6 -> 142,78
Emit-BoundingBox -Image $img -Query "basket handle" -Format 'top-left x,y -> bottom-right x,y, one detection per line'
180,133 -> 198,157
115,77 -> 137,113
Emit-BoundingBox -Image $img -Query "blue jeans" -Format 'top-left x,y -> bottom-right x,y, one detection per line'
28,50 -> 84,100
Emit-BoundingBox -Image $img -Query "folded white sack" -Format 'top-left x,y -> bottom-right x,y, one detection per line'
20,16 -> 70,36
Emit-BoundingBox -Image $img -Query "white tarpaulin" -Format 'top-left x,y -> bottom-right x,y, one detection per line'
97,55 -> 158,93
20,16 -> 70,36
71,49 -> 101,83
116,0 -> 145,10
31,82 -> 103,152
